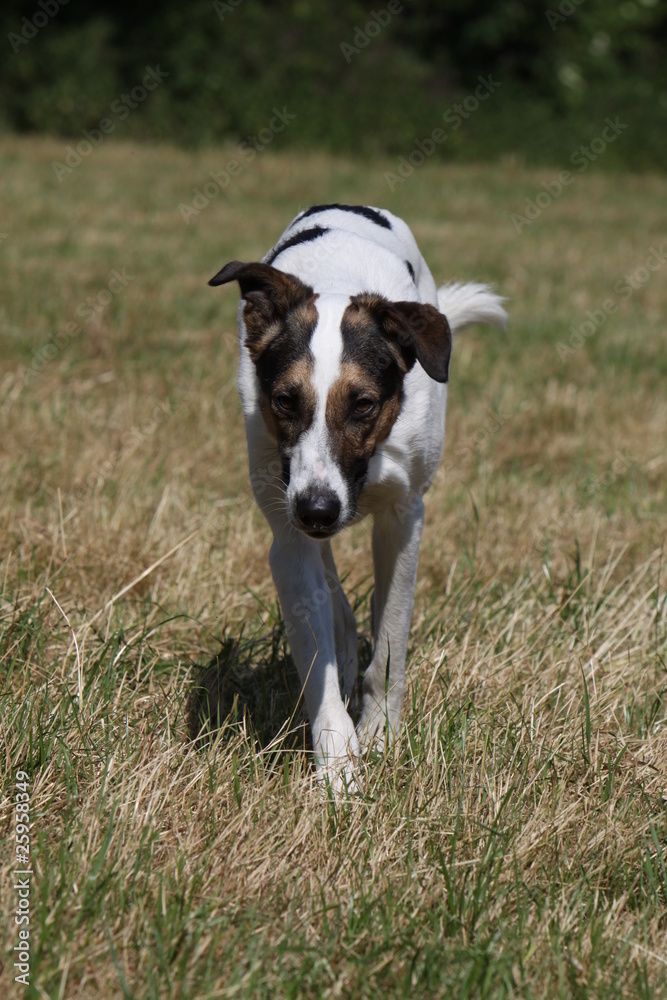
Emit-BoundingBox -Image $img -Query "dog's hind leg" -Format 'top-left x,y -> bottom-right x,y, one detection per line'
321,542 -> 358,713
357,499 -> 425,748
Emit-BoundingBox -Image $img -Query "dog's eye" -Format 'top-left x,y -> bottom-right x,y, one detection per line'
274,393 -> 296,415
353,398 -> 377,417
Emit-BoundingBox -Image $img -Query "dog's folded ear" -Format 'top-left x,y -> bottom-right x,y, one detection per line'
388,301 -> 452,383
353,295 -> 452,383
209,261 -> 313,314
209,261 -> 316,360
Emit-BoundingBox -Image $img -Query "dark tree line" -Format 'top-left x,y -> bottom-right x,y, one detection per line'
1,0 -> 665,168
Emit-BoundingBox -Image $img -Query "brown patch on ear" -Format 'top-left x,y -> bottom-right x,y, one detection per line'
390,301 -> 452,383
208,261 -> 316,360
244,313 -> 281,362
208,261 -> 311,305
343,296 -> 411,375
352,293 -> 452,383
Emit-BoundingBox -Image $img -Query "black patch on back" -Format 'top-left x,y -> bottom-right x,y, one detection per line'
405,260 -> 415,281
294,204 -> 392,231
266,225 -> 329,265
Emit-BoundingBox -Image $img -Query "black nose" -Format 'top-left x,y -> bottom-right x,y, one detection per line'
295,488 -> 341,533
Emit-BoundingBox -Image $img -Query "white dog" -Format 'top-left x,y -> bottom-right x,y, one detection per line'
210,204 -> 506,785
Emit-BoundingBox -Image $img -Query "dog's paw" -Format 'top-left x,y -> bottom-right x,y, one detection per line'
357,700 -> 400,753
313,711 -> 360,793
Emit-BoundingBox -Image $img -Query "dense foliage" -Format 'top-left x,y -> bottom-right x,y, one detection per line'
1,0 -> 665,168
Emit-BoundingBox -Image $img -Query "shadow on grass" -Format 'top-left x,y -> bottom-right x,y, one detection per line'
186,626 -> 311,755
187,623 -> 374,758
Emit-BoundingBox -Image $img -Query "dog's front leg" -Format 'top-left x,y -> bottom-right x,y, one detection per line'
269,532 -> 359,783
357,498 -> 425,747
321,542 -> 358,712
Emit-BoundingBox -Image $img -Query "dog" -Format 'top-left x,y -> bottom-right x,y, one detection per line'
209,204 -> 506,785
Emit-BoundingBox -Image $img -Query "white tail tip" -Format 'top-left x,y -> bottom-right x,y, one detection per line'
437,282 -> 508,333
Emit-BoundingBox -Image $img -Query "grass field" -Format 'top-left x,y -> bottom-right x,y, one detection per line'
1,135 -> 666,998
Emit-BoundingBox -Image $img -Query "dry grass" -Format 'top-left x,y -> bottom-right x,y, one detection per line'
0,135 -> 666,998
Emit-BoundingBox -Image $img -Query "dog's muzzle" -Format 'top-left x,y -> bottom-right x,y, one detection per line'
294,486 -> 342,538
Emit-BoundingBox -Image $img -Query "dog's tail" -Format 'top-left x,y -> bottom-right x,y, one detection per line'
437,282 -> 508,333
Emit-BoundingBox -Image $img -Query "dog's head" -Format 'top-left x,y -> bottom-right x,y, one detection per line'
210,261 -> 451,538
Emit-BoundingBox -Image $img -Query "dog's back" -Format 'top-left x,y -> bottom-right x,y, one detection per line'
264,202 -> 507,333
262,203 -> 438,306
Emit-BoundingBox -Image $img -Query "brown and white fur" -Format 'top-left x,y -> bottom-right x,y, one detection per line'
209,204 -> 507,786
